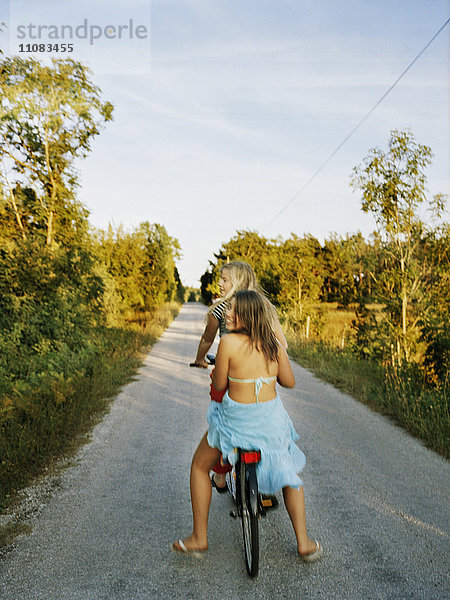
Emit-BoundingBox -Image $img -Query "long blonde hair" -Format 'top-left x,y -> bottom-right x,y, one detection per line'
219,261 -> 261,301
208,261 -> 278,328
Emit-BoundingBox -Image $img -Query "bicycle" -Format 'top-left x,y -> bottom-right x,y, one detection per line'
207,352 -> 277,577
226,447 -> 262,577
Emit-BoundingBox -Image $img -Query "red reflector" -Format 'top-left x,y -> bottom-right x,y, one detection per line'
241,451 -> 261,464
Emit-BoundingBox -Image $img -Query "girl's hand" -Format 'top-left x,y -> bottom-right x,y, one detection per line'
189,360 -> 208,368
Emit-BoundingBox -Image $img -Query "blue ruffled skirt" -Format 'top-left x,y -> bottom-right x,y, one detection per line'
207,392 -> 306,495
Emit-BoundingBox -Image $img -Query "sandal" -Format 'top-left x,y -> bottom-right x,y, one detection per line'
299,540 -> 323,563
172,539 -> 206,558
211,474 -> 228,494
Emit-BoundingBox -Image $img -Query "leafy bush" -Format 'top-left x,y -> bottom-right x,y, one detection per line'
0,304 -> 180,510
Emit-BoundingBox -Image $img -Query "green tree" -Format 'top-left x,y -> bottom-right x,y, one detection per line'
0,56 -> 113,248
321,232 -> 373,305
94,222 -> 182,322
351,129 -> 447,362
270,234 -> 323,313
220,230 -> 272,270
140,222 -> 182,306
200,269 -> 214,304
0,56 -> 117,400
416,225 -> 450,383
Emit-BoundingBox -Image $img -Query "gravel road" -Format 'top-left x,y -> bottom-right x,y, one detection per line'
0,303 -> 448,599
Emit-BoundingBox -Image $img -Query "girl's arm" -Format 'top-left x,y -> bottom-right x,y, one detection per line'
211,336 -> 231,391
276,344 -> 295,388
266,300 -> 288,349
192,314 -> 219,367
273,318 -> 288,350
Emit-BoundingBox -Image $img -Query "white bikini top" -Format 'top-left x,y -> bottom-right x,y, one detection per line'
227,375 -> 277,402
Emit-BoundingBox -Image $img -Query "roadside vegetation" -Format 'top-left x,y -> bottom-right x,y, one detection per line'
200,131 -> 448,457
286,320 -> 448,458
0,57 -> 184,512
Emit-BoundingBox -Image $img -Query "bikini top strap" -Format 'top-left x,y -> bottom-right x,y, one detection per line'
227,375 -> 277,402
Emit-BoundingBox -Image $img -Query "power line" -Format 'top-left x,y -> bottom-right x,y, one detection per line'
263,16 -> 450,231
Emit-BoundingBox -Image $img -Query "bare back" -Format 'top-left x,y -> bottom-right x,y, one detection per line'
212,332 -> 295,404
227,333 -> 278,403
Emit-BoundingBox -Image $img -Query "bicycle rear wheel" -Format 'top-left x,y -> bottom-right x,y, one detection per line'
239,461 -> 259,577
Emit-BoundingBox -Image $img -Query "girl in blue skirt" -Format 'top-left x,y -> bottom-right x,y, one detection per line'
173,290 -> 322,562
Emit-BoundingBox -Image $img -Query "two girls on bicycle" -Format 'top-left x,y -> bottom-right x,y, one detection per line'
174,289 -> 322,562
190,261 -> 287,369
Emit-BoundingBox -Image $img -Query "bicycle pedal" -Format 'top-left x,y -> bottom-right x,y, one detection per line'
261,495 -> 279,510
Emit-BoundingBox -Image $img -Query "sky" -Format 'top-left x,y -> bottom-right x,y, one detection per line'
1,0 -> 449,286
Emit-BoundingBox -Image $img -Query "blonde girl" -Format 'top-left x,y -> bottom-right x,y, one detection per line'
190,261 -> 286,368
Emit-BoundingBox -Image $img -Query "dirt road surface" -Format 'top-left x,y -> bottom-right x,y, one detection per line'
0,303 -> 448,599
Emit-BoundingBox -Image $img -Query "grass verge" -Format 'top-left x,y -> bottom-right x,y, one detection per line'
287,332 -> 449,459
0,302 -> 180,544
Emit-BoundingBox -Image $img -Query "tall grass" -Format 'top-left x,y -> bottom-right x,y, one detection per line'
287,332 -> 449,458
0,302 -> 180,512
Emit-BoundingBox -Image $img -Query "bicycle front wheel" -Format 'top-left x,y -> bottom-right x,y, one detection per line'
239,461 -> 259,577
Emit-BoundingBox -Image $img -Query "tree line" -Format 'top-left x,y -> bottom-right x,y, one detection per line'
0,57 -> 182,419
201,131 -> 448,390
